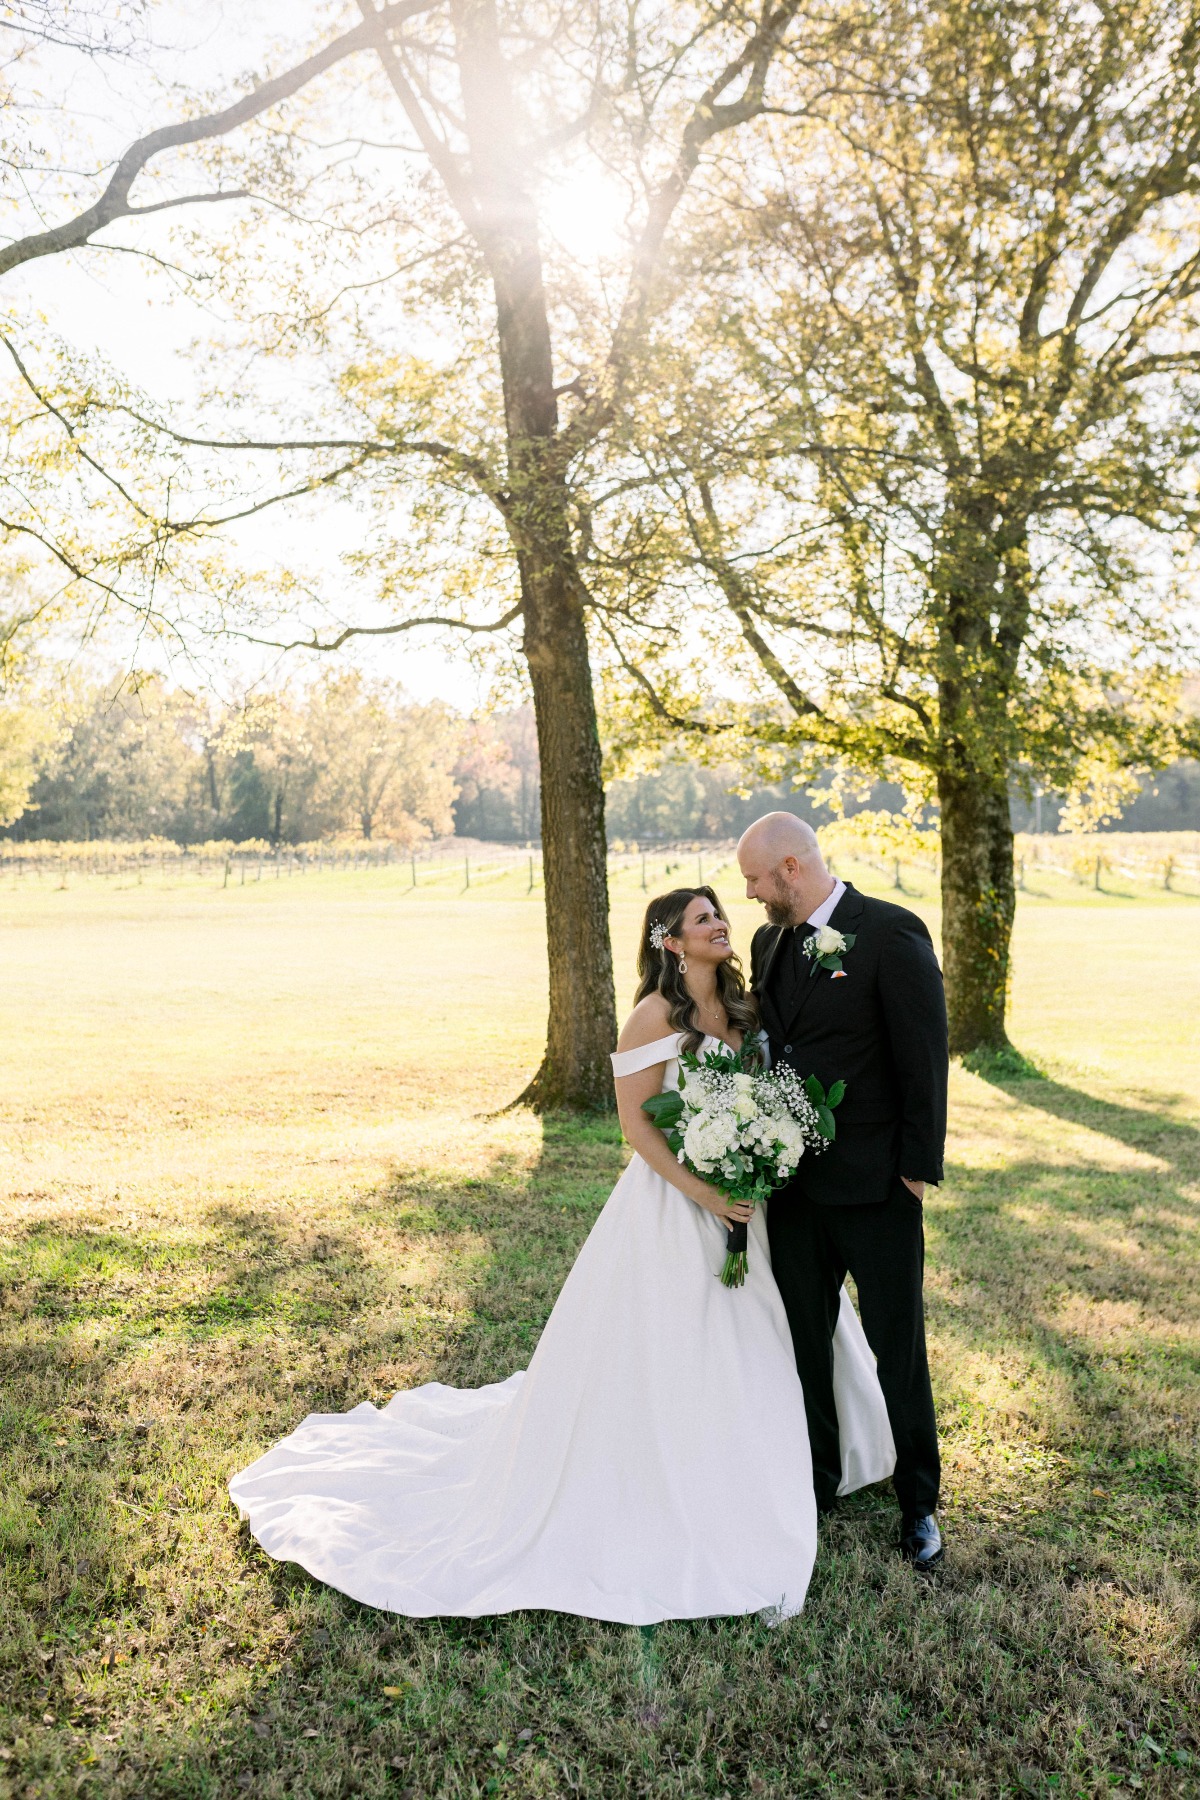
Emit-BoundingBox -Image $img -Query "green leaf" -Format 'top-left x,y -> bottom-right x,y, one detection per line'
642,1091 -> 684,1128
816,1105 -> 836,1140
825,1080 -> 846,1108
841,932 -> 857,950
804,1073 -> 825,1106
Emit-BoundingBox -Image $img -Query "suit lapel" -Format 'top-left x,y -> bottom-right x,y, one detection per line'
756,924 -> 791,994
753,925 -> 791,1038
779,882 -> 866,1034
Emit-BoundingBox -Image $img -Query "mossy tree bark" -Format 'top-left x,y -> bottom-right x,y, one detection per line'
937,767 -> 1016,1053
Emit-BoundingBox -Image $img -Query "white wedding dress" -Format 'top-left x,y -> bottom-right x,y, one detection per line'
229,1032 -> 895,1625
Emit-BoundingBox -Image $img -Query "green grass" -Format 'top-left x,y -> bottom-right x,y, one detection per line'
0,864 -> 1198,1797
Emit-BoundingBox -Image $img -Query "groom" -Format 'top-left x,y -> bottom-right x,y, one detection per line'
738,813 -> 949,1570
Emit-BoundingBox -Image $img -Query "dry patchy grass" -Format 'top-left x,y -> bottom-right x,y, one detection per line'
0,866 -> 1197,1798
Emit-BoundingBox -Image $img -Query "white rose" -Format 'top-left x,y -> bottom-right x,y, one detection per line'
812,924 -> 846,956
732,1093 -> 759,1122
731,1072 -> 755,1093
774,1119 -> 805,1162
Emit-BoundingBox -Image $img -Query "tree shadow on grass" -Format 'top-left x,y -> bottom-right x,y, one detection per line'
974,1061 -> 1200,1175
923,1064 -> 1200,1513
9,1096 -> 1200,1798
0,1113 -> 637,1798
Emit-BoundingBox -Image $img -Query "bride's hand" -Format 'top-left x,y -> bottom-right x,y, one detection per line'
693,1184 -> 754,1225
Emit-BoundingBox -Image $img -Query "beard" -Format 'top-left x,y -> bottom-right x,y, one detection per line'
763,895 -> 798,927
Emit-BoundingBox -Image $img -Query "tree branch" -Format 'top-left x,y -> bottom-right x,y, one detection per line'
355,0 -> 481,234
688,479 -> 823,722
124,188 -> 249,218
561,0 -> 809,459
0,330 -> 156,522
97,404 -> 512,515
0,0 -> 440,278
594,617 -> 731,735
225,601 -> 524,655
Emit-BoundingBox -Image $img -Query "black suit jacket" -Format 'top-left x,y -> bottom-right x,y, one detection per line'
750,884 -> 949,1206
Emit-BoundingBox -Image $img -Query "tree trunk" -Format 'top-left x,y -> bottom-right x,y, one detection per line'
205,743 -> 220,815
451,0 -> 617,1109
937,764 -> 1015,1054
519,553 -> 617,1110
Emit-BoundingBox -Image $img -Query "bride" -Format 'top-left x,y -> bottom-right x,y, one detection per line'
229,886 -> 895,1625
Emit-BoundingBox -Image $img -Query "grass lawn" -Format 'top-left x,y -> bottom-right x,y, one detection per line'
0,856 -> 1197,1798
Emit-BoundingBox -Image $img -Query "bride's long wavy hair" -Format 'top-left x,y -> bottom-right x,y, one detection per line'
634,886 -> 759,1057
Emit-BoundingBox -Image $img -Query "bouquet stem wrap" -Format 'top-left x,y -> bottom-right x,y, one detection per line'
720,1220 -> 749,1289
641,1037 -> 845,1289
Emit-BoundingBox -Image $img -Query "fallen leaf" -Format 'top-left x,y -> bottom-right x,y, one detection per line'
517,1727 -> 533,1741
382,1685 -> 408,1698
302,1728 -> 320,1739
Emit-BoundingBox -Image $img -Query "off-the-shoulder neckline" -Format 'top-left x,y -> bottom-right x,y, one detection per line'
615,1029 -> 745,1056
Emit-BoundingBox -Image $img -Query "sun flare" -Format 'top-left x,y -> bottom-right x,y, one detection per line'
539,163 -> 631,266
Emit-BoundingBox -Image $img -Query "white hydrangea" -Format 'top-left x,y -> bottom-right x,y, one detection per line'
682,1106 -> 740,1173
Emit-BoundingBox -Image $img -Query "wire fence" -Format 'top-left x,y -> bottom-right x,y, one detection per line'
1014,831 -> 1200,893
0,836 -> 743,894
0,829 -> 1197,896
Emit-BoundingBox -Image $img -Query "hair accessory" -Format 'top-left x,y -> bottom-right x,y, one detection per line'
648,920 -> 668,951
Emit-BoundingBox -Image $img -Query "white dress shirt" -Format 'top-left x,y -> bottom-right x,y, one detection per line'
804,877 -> 846,930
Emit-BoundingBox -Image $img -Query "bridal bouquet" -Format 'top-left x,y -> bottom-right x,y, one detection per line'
642,1037 -> 844,1287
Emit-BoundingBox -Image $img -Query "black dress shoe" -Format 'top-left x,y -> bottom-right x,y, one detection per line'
899,1513 -> 943,1571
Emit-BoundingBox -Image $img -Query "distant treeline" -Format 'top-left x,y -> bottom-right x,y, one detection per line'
4,673 -> 459,847
3,672 -> 1198,846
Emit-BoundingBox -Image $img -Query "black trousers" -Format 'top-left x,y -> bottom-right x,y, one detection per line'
767,1178 -> 941,1517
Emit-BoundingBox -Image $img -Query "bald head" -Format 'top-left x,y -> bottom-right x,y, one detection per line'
737,810 -> 835,927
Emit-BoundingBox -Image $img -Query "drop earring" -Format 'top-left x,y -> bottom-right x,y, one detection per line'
678,956 -> 688,974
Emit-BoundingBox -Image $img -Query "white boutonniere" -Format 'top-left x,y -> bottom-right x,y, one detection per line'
802,923 -> 857,978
